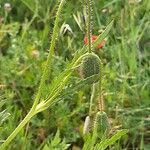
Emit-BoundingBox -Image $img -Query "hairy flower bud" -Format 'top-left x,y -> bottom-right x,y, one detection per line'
93,111 -> 110,139
80,53 -> 100,83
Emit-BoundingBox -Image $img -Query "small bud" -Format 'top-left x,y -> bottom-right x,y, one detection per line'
4,3 -> 12,12
83,116 -> 91,135
102,9 -> 108,13
93,111 -> 110,140
31,50 -> 40,59
60,23 -> 73,35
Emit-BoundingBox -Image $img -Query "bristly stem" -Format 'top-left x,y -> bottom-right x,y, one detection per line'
98,60 -> 104,112
0,0 -> 66,149
89,83 -> 96,116
98,93 -> 104,112
87,0 -> 93,53
32,0 -> 66,109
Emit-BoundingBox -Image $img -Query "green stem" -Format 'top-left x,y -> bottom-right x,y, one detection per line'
32,0 -> 66,110
98,61 -> 103,112
4,11 -> 8,24
89,83 -> 96,116
87,0 -> 93,53
0,1 -> 66,149
0,109 -> 35,150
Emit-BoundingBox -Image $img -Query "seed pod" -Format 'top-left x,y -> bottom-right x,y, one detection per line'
93,111 -> 110,140
80,53 -> 100,83
83,116 -> 91,135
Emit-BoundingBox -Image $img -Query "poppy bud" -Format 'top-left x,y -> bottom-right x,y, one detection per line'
93,111 -> 110,140
80,53 -> 100,83
4,3 -> 12,12
83,116 -> 91,135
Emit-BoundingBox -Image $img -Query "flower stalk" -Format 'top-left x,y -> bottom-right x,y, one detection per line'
87,0 -> 93,53
0,0 -> 66,149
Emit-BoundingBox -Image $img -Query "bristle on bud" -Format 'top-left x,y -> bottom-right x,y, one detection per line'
93,111 -> 110,140
80,53 -> 101,83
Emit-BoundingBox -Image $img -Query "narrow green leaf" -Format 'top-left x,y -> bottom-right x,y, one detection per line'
93,20 -> 114,48
61,74 -> 100,97
95,129 -> 128,150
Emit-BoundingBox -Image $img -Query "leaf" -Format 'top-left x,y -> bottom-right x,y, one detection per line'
0,100 -> 5,108
93,20 -> 114,48
0,98 -> 10,126
44,47 -> 87,102
94,129 -> 128,150
82,134 -> 94,150
42,144 -> 50,150
60,74 -> 100,97
0,110 -> 10,126
42,130 -> 70,150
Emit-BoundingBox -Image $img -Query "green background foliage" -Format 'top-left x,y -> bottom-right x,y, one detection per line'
0,0 -> 149,149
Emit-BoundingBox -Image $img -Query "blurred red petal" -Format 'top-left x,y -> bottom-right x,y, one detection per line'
84,35 -> 105,49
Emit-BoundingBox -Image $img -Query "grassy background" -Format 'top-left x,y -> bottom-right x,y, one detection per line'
0,0 -> 149,149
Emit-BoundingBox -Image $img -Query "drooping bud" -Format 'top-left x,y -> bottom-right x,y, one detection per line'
80,53 -> 100,83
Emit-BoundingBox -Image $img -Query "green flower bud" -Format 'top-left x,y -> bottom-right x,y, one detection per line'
93,111 -> 110,140
80,53 -> 100,83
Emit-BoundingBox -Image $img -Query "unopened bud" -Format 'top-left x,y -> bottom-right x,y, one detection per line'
80,53 -> 101,83
4,3 -> 12,12
83,116 -> 91,135
31,50 -> 40,59
93,111 -> 110,140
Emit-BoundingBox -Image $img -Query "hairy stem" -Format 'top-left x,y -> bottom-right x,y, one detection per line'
0,0 -> 66,149
0,109 -> 35,150
89,83 -> 96,116
87,0 -> 93,53
32,0 -> 66,109
98,61 -> 103,112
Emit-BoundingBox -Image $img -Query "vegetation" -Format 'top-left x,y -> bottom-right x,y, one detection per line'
0,0 -> 149,149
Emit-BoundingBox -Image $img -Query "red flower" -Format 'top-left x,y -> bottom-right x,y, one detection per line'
84,35 -> 105,49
